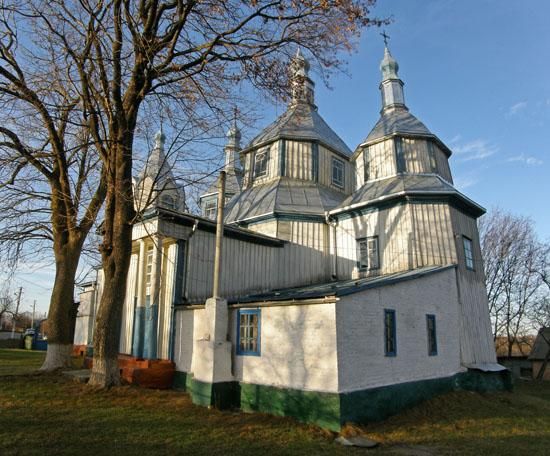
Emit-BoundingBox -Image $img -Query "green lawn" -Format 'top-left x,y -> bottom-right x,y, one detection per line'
0,349 -> 549,455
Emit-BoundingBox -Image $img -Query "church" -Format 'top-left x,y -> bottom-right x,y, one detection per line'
75,43 -> 510,431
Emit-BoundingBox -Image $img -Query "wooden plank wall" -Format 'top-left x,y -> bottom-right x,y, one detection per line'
401,138 -> 432,174
284,140 -> 312,181
184,221 -> 330,303
364,139 -> 396,181
434,144 -> 453,183
336,202 -> 457,278
449,207 -> 496,364
318,145 -> 353,194
157,242 -> 178,360
118,253 -> 138,354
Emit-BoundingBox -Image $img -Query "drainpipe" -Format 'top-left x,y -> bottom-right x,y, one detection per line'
212,171 -> 226,298
326,212 -> 338,280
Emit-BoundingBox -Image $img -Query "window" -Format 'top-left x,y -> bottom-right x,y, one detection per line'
331,157 -> 345,188
237,309 -> 261,356
358,236 -> 379,270
462,236 -> 474,270
203,198 -> 217,220
384,309 -> 396,356
363,149 -> 370,182
254,149 -> 269,179
426,314 -> 437,356
160,194 -> 176,210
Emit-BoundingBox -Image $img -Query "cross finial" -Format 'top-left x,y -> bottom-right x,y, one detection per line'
381,30 -> 390,47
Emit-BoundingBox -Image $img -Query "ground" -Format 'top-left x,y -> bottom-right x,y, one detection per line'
0,349 -> 549,455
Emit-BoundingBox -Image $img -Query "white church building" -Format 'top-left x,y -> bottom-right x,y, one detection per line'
75,45 -> 510,430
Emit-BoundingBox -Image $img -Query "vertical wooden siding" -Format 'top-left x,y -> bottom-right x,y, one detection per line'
119,253 -> 138,354
364,139 -> 396,182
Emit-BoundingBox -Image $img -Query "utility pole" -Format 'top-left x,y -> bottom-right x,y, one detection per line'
31,300 -> 36,329
11,287 -> 22,339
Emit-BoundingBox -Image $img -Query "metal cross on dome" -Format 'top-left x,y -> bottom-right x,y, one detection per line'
380,30 -> 390,47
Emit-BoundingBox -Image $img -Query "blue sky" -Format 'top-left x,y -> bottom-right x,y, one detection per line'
307,0 -> 550,239
9,0 -> 550,315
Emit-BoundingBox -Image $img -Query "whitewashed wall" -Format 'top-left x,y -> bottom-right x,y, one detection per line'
362,139 -> 396,183
285,140 -> 313,181
336,267 -> 462,392
157,242 -> 178,359
174,302 -> 339,393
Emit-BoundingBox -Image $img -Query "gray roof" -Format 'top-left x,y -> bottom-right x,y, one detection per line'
247,103 -> 352,156
224,177 -> 346,223
229,265 -> 455,304
330,174 -> 485,217
529,328 -> 550,360
361,107 -> 433,146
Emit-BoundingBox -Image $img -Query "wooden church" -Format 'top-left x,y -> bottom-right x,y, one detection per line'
75,44 -> 510,430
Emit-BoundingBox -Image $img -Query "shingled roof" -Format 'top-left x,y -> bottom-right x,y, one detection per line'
224,177 -> 346,223
246,103 -> 352,157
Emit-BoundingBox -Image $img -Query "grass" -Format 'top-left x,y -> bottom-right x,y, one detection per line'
0,349 -> 549,455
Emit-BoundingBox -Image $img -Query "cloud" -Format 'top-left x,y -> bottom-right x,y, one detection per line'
453,175 -> 478,191
507,101 -> 527,116
506,154 -> 543,166
453,139 -> 498,161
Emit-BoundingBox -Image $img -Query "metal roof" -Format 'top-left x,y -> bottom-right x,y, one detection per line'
224,177 -> 346,223
229,265 -> 455,304
246,102 -> 352,156
330,174 -> 485,217
361,108 -> 432,146
529,328 -> 550,360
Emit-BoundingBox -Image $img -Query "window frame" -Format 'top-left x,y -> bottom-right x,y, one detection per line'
462,236 -> 475,271
236,308 -> 261,356
384,309 -> 397,357
254,148 -> 269,179
426,314 -> 438,356
357,236 -> 380,271
331,157 -> 345,188
203,198 -> 217,220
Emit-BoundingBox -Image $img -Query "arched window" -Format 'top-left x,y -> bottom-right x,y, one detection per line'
160,194 -> 177,210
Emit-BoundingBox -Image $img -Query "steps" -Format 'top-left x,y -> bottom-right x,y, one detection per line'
81,354 -> 176,389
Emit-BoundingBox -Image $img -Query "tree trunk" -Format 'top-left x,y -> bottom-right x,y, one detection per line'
88,144 -> 135,387
40,242 -> 82,371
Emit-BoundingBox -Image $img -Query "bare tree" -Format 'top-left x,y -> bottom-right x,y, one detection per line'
2,1 -> 383,386
479,209 -> 544,356
0,5 -> 107,369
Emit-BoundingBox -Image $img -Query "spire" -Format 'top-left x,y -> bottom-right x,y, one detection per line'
379,40 -> 406,112
290,48 -> 316,108
154,126 -> 166,151
224,108 -> 242,171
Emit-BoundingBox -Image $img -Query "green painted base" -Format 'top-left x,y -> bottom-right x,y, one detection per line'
173,369 -> 512,431
173,373 -> 239,410
240,383 -> 341,431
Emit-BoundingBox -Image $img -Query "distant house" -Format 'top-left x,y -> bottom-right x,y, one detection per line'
529,328 -> 550,380
495,336 -> 535,379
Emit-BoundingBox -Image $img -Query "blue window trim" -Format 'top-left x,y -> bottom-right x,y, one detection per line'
426,314 -> 438,356
236,308 -> 261,356
384,309 -> 397,357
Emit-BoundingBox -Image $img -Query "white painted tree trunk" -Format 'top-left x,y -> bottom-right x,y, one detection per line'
39,343 -> 73,371
88,357 -> 121,387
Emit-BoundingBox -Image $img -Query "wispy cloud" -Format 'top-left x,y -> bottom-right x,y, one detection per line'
507,101 -> 528,116
506,154 -> 543,166
453,139 -> 498,161
454,175 -> 478,191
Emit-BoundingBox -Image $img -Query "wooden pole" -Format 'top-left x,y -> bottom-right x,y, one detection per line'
11,287 -> 22,339
212,171 -> 226,298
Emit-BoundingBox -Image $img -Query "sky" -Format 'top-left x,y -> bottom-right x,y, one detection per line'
6,0 -> 550,316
